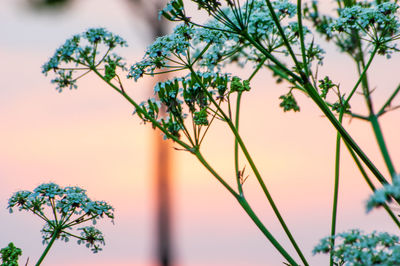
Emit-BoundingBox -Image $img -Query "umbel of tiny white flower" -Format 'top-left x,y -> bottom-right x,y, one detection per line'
131,71 -> 252,143
160,0 -> 324,74
329,2 -> 400,39
127,24 -> 194,81
313,229 -> 400,265
42,28 -> 127,92
8,182 -> 114,254
156,0 -> 326,115
366,174 -> 400,212
320,1 -> 400,57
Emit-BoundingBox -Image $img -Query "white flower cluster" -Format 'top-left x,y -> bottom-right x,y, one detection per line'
131,71 -> 240,141
313,229 -> 400,265
159,0 -> 185,21
77,226 -> 105,253
329,2 -> 400,42
366,174 -> 400,212
128,24 -> 194,81
42,28 -> 127,92
192,0 -> 310,71
8,183 -> 114,253
149,0 -> 324,75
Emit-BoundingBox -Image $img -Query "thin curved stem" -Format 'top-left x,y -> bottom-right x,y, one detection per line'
344,141 -> 400,229
370,114 -> 396,178
194,150 -> 239,198
353,36 -> 396,178
194,150 -> 299,266
345,46 -> 378,105
237,197 -> 299,266
244,16 -> 389,187
35,227 -> 61,266
243,32 -> 302,83
377,84 -> 400,117
234,92 -> 243,196
187,66 -> 309,265
297,0 -> 310,77
92,68 -> 193,152
50,198 -> 58,224
263,0 -> 303,72
330,111 -> 344,266
303,81 -> 389,185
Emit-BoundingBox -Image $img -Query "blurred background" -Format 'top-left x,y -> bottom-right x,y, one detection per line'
1,0 -> 400,265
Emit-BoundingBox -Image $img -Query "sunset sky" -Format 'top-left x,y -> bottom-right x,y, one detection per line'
1,0 -> 400,265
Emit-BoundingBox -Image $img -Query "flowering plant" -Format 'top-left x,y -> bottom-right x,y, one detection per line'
0,242 -> 22,266
42,0 -> 400,265
7,183 -> 114,265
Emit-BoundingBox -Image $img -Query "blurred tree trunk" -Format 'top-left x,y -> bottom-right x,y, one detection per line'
143,5 -> 174,266
27,0 -> 174,265
126,2 -> 174,265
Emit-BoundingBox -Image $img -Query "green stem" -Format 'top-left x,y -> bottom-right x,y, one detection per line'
242,32 -> 302,83
297,0 -> 309,77
263,0 -> 302,72
60,206 -> 76,226
244,21 -> 389,187
235,92 -> 243,196
235,58 -> 267,197
237,197 -> 299,266
65,215 -> 98,228
92,68 -> 193,152
50,198 -> 59,224
345,46 -> 378,105
346,141 -> 376,191
353,39 -> 395,178
355,34 -> 374,113
369,114 -> 396,178
303,81 -> 389,185
330,111 -> 344,266
377,84 -> 400,117
188,67 -> 309,265
349,112 -> 369,121
344,141 -> 400,229
248,57 -> 267,81
195,150 -> 299,266
235,124 -> 309,266
92,67 -> 300,262
36,227 -> 61,266
194,150 -> 238,197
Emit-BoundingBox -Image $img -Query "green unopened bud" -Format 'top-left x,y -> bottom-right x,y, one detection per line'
279,92 -> 300,112
194,108 -> 208,125
230,76 -> 251,92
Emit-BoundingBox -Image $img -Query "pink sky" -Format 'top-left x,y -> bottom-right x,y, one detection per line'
1,0 -> 400,265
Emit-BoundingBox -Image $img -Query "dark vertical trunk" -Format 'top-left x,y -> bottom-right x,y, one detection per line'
150,6 -> 174,266
154,128 -> 173,266
27,1 -> 175,264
